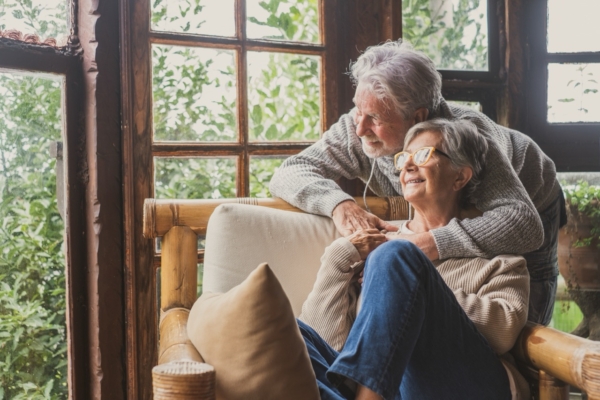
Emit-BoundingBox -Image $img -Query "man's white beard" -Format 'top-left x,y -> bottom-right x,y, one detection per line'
361,140 -> 396,158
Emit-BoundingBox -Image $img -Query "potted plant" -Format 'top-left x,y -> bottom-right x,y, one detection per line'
558,180 -> 600,340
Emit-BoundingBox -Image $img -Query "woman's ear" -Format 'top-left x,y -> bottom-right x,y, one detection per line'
453,166 -> 473,192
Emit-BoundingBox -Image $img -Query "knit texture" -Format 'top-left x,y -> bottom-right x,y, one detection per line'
270,100 -> 561,260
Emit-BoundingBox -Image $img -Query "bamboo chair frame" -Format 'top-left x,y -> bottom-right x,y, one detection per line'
144,197 -> 600,400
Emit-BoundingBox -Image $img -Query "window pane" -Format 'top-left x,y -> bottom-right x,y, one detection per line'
152,45 -> 237,142
548,63 -> 600,123
447,100 -> 482,112
548,0 -> 600,53
247,52 -> 321,142
249,157 -> 285,198
0,0 -> 69,45
154,157 -> 237,199
402,0 -> 488,70
246,0 -> 319,43
151,0 -> 235,37
0,72 -> 67,397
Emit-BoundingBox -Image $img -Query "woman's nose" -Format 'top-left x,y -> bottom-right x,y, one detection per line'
403,156 -> 417,171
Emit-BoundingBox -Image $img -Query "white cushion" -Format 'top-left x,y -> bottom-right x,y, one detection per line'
203,203 -> 340,316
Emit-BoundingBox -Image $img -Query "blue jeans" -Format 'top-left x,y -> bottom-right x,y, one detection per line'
524,192 -> 564,325
300,241 -> 511,400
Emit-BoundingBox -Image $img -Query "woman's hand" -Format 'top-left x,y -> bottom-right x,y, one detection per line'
348,228 -> 387,260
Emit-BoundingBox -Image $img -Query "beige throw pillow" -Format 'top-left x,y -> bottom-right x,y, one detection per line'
187,263 -> 320,400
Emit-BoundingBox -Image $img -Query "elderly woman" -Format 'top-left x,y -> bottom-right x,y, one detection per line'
298,119 -> 530,400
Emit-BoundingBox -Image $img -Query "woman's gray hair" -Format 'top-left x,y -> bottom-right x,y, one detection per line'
404,119 -> 488,203
350,40 -> 442,120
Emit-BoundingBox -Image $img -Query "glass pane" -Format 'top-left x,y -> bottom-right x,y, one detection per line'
402,0 -> 488,70
246,0 -> 319,43
197,263 -> 204,297
247,52 -> 321,141
447,100 -> 482,112
548,0 -> 600,53
0,72 -> 67,397
548,63 -> 600,123
152,45 -> 237,142
154,157 -> 237,199
249,157 -> 285,197
151,0 -> 235,37
0,0 -> 69,45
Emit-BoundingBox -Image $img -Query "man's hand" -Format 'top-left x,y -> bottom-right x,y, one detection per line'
332,200 -> 399,237
386,231 -> 440,261
348,228 -> 387,260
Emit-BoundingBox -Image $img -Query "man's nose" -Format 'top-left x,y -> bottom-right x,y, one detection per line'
355,115 -> 371,137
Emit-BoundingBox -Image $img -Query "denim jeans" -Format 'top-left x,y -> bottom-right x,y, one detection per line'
524,192 -> 564,325
300,241 -> 511,400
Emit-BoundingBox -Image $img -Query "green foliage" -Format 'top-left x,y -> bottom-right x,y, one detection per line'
551,300 -> 584,333
152,45 -> 237,142
0,0 -> 67,39
247,0 -> 319,43
556,64 -> 598,114
0,73 -> 67,399
562,180 -> 600,248
402,0 -> 487,70
249,158 -> 284,198
154,158 -> 237,199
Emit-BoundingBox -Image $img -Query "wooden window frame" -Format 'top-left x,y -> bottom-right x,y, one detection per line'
0,39 -> 88,399
122,1 -> 345,398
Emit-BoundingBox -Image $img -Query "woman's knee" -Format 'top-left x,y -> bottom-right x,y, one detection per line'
366,240 -> 432,278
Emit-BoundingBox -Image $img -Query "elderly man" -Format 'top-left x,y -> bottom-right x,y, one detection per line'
269,40 -> 564,326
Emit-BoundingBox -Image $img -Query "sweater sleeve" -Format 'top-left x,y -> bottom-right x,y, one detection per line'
269,112 -> 372,217
431,131 -> 544,259
298,237 -> 363,351
452,256 -> 530,355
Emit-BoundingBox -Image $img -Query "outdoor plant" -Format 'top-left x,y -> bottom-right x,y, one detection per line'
563,180 -> 600,248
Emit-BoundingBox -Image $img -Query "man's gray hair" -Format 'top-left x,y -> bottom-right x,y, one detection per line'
350,40 -> 442,120
404,119 -> 488,202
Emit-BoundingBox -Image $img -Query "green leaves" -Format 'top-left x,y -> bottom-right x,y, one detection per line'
563,180 -> 600,248
402,0 -> 488,70
0,73 -> 67,399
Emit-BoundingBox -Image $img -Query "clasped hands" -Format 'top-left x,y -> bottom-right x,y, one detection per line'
332,200 -> 439,261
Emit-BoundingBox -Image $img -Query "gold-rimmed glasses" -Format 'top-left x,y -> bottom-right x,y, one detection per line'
394,147 -> 451,171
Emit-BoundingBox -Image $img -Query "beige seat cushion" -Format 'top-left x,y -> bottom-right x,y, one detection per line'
203,203 -> 340,316
188,263 -> 320,400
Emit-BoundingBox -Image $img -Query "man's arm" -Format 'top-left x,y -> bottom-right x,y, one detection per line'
269,112 -> 370,217
429,138 -> 544,259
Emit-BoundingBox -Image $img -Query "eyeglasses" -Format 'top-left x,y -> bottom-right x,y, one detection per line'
394,147 -> 451,171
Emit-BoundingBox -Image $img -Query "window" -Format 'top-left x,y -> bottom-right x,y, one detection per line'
123,0 -> 343,397
123,1 -> 510,397
526,0 -> 600,171
402,0 -> 501,120
0,1 -> 87,398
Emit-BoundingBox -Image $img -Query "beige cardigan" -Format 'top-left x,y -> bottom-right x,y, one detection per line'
299,222 -> 531,399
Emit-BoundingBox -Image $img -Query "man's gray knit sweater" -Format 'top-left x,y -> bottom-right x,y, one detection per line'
270,100 -> 561,260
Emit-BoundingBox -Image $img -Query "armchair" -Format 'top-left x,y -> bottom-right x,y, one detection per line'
144,197 -> 600,400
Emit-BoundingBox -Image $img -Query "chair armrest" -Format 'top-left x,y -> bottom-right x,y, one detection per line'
152,308 -> 216,399
512,322 -> 600,397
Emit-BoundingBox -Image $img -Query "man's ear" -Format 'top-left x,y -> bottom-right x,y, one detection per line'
413,108 -> 429,123
453,166 -> 473,192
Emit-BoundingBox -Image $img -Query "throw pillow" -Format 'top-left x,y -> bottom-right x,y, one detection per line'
187,263 -> 320,400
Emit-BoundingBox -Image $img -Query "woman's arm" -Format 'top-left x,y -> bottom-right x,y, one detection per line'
299,238 -> 363,351
299,229 -> 386,351
450,256 -> 530,354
